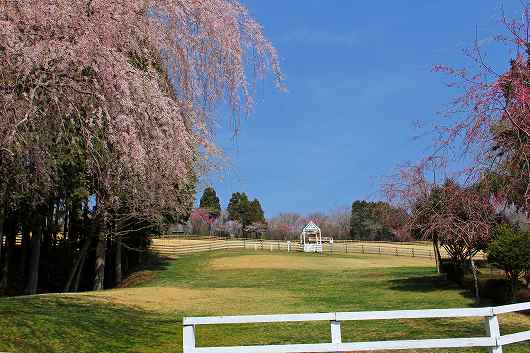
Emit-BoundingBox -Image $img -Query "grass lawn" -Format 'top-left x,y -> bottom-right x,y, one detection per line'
1,250 -> 529,352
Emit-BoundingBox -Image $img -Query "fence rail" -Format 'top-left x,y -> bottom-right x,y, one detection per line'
183,302 -> 530,353
149,237 -> 461,260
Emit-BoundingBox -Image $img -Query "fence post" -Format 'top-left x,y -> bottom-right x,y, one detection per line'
395,248 -> 398,256
485,311 -> 502,353
361,244 -> 364,254
412,248 -> 415,257
345,244 -> 348,253
183,324 -> 196,353
330,319 -> 342,351
270,243 -> 273,252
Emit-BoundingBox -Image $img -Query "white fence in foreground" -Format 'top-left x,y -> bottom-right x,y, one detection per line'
183,302 -> 530,353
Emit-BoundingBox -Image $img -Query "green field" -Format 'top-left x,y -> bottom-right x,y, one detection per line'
1,251 -> 529,352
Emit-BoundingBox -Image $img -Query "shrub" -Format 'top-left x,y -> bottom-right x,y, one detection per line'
515,288 -> 530,304
440,260 -> 465,284
487,224 -> 530,302
482,278 -> 512,304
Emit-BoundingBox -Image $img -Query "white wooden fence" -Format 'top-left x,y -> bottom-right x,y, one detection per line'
183,302 -> 530,353
150,238 -> 455,259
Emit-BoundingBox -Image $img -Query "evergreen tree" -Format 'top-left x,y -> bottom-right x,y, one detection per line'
199,187 -> 221,219
238,193 -> 250,226
227,192 -> 253,226
350,200 -> 396,240
227,192 -> 242,223
350,200 -> 370,239
248,198 -> 266,223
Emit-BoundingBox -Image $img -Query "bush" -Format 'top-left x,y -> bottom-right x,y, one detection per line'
440,260 -> 465,284
481,278 -> 512,304
487,224 -> 530,302
515,288 -> 530,304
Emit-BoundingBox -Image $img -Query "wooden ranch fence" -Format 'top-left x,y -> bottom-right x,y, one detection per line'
183,302 -> 530,353
149,237 -> 477,260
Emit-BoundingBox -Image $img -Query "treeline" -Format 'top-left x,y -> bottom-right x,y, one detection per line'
189,188 -> 406,241
267,208 -> 350,240
0,0 -> 282,296
190,189 -> 353,240
189,188 -> 267,237
0,195 -> 161,295
350,201 -> 409,241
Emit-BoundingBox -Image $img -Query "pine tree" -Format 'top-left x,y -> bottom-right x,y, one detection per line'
238,193 -> 250,226
227,192 -> 242,222
350,200 -> 369,239
248,198 -> 265,223
199,187 -> 221,219
227,192 -> 253,226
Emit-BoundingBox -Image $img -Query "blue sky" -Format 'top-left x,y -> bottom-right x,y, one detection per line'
199,1 -> 522,218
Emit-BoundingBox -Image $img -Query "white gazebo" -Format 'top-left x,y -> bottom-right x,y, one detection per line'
299,221 -> 323,253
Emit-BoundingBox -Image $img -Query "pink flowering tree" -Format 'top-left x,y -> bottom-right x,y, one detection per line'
191,208 -> 215,235
428,5 -> 529,212
0,0 -> 283,292
222,220 -> 243,237
382,4 -> 530,302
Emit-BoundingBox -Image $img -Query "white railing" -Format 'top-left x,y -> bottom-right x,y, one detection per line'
150,238 -> 448,259
183,302 -> 530,353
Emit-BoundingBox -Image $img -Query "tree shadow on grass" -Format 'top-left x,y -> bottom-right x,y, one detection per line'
0,296 -> 181,353
140,252 -> 174,271
388,274 -> 474,300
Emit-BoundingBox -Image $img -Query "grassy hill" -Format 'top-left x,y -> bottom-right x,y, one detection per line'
1,251 -> 529,352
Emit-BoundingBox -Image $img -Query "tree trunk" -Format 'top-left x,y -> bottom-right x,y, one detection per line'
432,234 -> 442,274
17,226 -> 30,291
0,220 -> 16,293
0,187 -> 6,281
0,236 -> 9,292
71,206 -> 94,292
470,257 -> 480,304
114,240 -> 122,286
64,235 -> 91,292
0,209 -> 4,288
25,222 -> 43,295
72,239 -> 89,292
93,229 -> 106,291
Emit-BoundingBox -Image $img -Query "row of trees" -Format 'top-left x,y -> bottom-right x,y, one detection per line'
350,201 -> 409,241
190,188 -> 267,237
267,207 -> 351,240
192,194 -> 409,241
382,4 -> 529,303
189,197 -> 353,240
0,0 -> 282,295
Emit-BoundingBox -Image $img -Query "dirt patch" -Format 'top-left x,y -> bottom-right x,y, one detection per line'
209,254 -> 434,271
72,287 -> 300,315
118,271 -> 155,288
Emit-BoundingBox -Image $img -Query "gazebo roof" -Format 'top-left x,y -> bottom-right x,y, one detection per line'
302,221 -> 320,234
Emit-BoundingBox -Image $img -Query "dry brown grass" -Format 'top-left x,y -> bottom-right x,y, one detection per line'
72,287 -> 300,315
209,254 -> 435,271
118,271 -> 156,288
